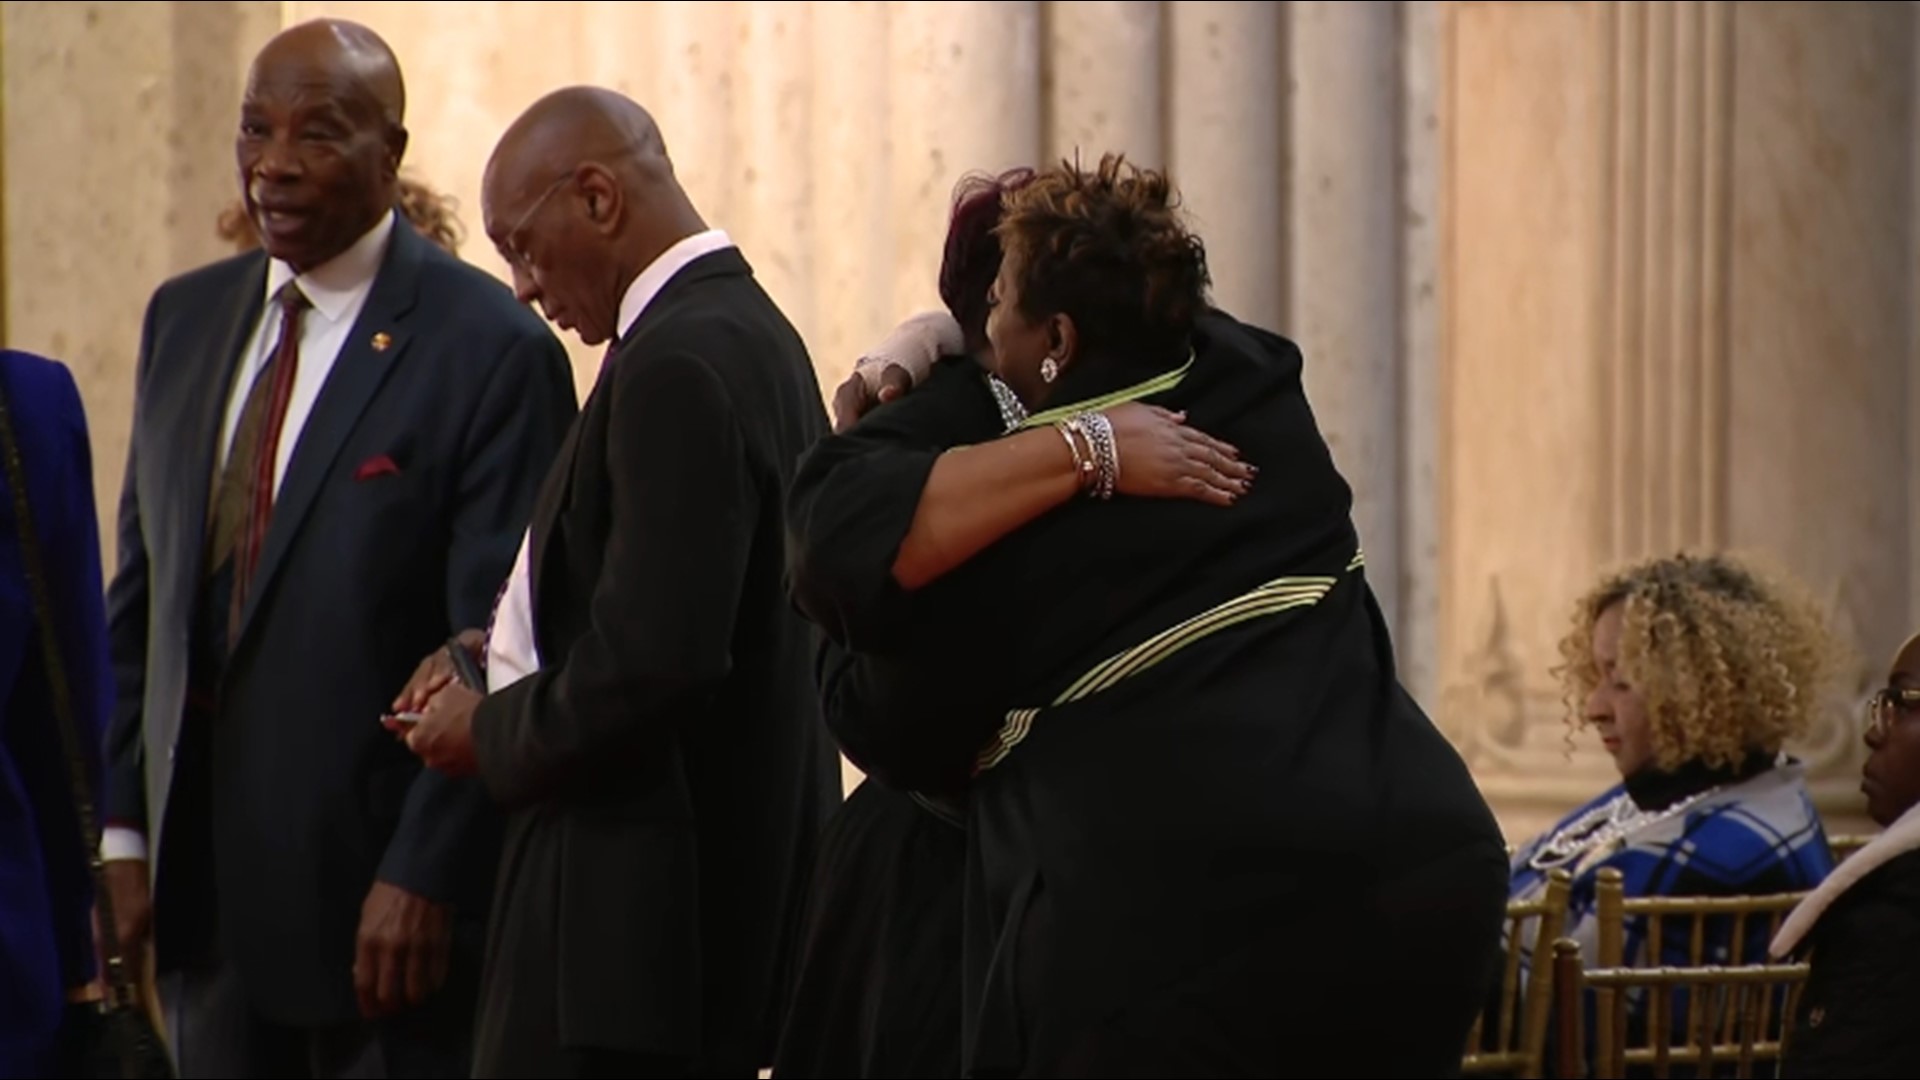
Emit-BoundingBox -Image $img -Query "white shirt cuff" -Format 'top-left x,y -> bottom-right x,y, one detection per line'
101,826 -> 149,863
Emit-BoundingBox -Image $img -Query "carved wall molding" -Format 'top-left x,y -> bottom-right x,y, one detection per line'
1436,1 -> 1907,837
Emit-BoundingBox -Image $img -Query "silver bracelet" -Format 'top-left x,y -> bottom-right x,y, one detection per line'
1070,410 -> 1119,499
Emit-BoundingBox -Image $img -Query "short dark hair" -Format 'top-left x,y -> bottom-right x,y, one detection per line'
938,166 -> 1036,351
994,153 -> 1210,365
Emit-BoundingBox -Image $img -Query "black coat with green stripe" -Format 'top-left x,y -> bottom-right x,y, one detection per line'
784,308 -> 1505,1076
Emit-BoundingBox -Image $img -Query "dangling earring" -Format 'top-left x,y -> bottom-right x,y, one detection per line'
1040,357 -> 1059,384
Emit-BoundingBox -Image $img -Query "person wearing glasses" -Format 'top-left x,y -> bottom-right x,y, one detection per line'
1773,632 -> 1920,1077
1507,553 -> 1839,994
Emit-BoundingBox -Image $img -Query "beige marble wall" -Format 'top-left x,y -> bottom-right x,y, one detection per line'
1,0 -> 280,561
6,0 -> 1914,836
1433,0 -> 1911,840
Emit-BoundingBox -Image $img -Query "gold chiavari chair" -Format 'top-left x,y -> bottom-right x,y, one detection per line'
1593,868 -> 1806,969
1551,938 -> 1809,1078
1826,834 -> 1874,863
1461,868 -> 1571,1078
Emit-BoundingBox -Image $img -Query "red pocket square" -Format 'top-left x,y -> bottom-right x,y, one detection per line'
354,454 -> 400,481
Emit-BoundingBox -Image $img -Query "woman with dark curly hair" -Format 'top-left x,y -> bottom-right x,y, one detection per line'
1508,552 -> 1839,974
785,154 -> 1507,1078
771,166 -> 1037,1080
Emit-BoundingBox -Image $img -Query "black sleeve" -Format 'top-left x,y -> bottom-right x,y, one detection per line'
1786,855 -> 1920,1078
812,624 -> 1007,797
472,346 -> 753,810
784,357 -> 998,651
784,358 -> 1012,791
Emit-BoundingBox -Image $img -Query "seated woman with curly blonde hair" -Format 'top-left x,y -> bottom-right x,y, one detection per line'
1509,552 -> 1839,977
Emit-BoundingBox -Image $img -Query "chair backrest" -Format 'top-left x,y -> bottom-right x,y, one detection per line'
1552,937 -> 1809,1078
1462,868 -> 1571,1078
1593,867 -> 1806,969
1827,833 -> 1874,863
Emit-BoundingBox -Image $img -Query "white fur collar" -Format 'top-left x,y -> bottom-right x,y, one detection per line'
1772,802 -> 1920,957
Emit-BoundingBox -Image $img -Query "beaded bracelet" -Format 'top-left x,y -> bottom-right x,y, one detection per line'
1081,411 -> 1118,499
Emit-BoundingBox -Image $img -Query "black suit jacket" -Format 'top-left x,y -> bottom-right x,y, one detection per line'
102,220 -> 577,1025
470,247 -> 838,1073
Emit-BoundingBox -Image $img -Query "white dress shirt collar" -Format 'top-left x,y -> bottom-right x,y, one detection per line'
263,208 -> 397,324
615,228 -> 735,343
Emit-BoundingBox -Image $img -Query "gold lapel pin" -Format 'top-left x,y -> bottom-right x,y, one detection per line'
371,331 -> 392,352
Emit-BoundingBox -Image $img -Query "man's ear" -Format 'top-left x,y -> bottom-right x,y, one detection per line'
577,164 -> 623,235
385,123 -> 410,178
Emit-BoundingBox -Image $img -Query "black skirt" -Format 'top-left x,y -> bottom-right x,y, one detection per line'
771,781 -> 967,1078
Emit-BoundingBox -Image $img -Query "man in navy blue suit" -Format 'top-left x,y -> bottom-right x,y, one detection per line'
99,18 -> 576,1077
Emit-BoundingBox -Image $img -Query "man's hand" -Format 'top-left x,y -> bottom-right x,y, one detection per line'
100,860 -> 152,979
403,680 -> 482,777
353,880 -> 452,1019
829,363 -> 912,433
391,628 -> 485,715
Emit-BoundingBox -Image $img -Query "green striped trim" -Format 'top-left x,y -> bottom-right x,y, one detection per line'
973,547 -> 1367,774
1015,351 -> 1195,430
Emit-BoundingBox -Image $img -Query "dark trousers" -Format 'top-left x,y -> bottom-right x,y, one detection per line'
156,593 -> 474,1080
159,960 -> 471,1079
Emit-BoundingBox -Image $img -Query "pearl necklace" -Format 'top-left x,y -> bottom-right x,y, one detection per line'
1526,786 -> 1722,874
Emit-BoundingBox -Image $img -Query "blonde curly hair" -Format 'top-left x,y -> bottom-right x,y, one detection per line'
216,174 -> 466,257
1555,552 -> 1842,772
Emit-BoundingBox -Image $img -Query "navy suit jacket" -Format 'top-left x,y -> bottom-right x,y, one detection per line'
0,352 -> 108,1077
103,219 -> 577,1024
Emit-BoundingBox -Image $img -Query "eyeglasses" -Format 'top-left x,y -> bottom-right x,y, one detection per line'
1866,686 -> 1920,740
496,145 -> 651,273
498,170 -> 576,274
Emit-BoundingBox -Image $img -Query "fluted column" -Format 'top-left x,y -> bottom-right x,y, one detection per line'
1167,1 -> 1284,333
1399,0 -> 1445,708
1598,0 -> 1734,562
1722,0 -> 1916,826
809,1 -> 896,377
734,2 -> 819,369
886,1 -> 1043,320
1429,0 -> 1915,840
1045,1 -> 1163,167
1285,0 -> 1404,633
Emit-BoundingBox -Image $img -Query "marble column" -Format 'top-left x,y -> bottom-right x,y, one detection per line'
1285,0 -> 1405,634
1,1 -> 279,566
885,1 -> 1043,320
1430,0 -> 1915,840
735,2 -> 819,371
1045,1 -> 1164,167
1399,0 -> 1446,709
1723,0 -> 1915,826
808,1 -> 896,376
1167,0 -> 1285,333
